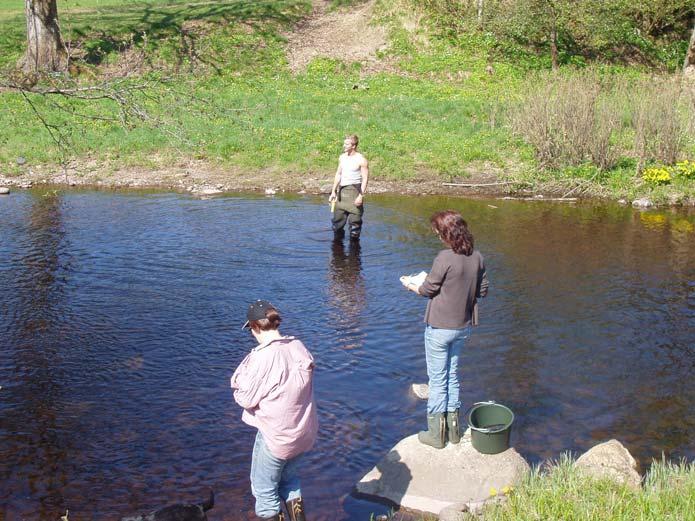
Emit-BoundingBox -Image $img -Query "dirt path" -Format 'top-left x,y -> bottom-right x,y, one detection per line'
285,0 -> 389,72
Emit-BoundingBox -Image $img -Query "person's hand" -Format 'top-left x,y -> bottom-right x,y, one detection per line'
400,277 -> 420,293
408,283 -> 421,293
329,192 -> 337,202
355,194 -> 363,206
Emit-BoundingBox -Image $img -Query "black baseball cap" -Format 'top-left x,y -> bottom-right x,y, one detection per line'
241,300 -> 275,329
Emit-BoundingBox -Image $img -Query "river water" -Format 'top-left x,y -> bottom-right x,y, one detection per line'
1,190 -> 694,520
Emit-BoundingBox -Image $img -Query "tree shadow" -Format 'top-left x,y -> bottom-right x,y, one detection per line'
64,0 -> 311,66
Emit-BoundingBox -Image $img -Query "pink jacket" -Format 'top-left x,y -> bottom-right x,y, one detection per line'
231,336 -> 318,460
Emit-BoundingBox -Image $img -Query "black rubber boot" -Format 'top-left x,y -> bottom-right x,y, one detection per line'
349,222 -> 361,241
447,409 -> 461,444
284,497 -> 306,521
418,413 -> 446,449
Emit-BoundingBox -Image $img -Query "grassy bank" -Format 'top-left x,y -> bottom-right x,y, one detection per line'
1,0 -> 694,204
377,455 -> 695,521
476,455 -> 695,521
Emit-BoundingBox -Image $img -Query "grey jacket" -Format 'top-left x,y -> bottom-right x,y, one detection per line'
418,249 -> 489,329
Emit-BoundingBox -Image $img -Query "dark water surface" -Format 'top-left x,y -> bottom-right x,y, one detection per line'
1,190 -> 694,520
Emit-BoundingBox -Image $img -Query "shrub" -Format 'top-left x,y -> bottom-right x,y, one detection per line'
642,167 -> 672,185
633,77 -> 691,169
510,71 -> 620,170
674,160 -> 695,179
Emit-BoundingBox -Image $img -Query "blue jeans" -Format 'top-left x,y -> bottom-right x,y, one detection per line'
424,325 -> 471,414
250,431 -> 304,518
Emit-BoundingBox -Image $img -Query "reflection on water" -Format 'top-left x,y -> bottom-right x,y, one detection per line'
1,190 -> 694,520
328,239 -> 365,330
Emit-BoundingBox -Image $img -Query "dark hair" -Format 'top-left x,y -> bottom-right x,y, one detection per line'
249,307 -> 282,332
430,210 -> 474,255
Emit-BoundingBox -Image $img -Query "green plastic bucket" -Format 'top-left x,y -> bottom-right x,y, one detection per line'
467,401 -> 514,455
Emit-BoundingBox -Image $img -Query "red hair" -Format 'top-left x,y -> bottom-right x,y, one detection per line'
430,210 -> 474,255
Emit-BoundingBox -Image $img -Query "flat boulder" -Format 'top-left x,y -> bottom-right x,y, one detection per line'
354,429 -> 529,515
575,439 -> 641,489
0,187 -> 9,195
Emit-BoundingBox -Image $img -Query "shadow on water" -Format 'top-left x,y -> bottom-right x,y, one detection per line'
1,190 -> 694,519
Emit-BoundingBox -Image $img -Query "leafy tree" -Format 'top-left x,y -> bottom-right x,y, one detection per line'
416,0 -> 694,68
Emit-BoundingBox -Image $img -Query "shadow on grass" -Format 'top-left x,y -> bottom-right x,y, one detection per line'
62,0 -> 312,65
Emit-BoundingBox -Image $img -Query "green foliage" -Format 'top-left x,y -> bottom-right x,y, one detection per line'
642,160 -> 695,186
483,454 -> 695,521
674,160 -> 695,179
406,0 -> 694,70
642,167 -> 673,185
1,0 -> 694,205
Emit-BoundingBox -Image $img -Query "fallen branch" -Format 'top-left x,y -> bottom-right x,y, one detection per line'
442,181 -> 516,187
500,196 -> 578,202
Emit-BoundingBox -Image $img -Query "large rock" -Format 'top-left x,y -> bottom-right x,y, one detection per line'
632,198 -> 653,208
0,187 -> 10,195
354,430 -> 529,515
575,439 -> 641,489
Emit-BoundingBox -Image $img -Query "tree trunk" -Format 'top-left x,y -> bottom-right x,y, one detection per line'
684,22 -> 695,76
22,0 -> 67,72
477,0 -> 484,26
547,0 -> 559,70
550,26 -> 559,70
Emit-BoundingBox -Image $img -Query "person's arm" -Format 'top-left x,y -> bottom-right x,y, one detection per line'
477,262 -> 489,298
417,253 -> 448,297
329,161 -> 342,202
354,157 -> 369,207
230,354 -> 268,410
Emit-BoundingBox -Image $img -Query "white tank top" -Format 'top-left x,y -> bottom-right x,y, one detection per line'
339,153 -> 363,186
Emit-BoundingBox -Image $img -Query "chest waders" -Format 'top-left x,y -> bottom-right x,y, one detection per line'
331,184 -> 364,240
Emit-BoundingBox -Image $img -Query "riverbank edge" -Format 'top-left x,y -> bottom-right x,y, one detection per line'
3,158 -> 693,206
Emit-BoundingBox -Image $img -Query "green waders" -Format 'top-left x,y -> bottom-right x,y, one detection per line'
332,184 -> 364,240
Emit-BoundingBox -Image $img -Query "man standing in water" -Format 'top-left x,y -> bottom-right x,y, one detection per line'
329,134 -> 369,241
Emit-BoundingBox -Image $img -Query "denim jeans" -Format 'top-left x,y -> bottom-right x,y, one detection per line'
250,431 -> 303,518
424,324 -> 472,414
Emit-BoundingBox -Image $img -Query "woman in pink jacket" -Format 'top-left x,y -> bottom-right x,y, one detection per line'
231,300 -> 318,521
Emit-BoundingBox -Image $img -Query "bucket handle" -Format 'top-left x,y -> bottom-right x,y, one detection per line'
463,400 -> 496,419
465,400 -> 509,434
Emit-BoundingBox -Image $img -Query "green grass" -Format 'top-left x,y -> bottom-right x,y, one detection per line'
1,0 -> 694,204
371,455 -> 695,521
477,455 -> 695,521
0,66 -> 515,179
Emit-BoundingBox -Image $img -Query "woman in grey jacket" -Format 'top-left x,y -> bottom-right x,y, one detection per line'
404,210 -> 489,448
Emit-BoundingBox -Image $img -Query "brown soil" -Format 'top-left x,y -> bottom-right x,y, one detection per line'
285,0 -> 390,73
0,157 -> 515,198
